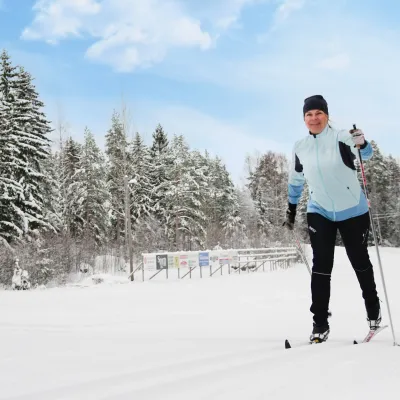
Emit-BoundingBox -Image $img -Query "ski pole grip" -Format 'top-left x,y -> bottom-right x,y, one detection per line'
352,124 -> 360,149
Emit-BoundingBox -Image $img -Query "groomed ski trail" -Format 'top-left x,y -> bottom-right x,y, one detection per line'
1,246 -> 400,400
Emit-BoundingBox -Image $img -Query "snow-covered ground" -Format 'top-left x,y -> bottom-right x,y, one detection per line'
1,245 -> 400,400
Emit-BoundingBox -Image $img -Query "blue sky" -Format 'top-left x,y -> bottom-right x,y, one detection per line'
1,0 -> 400,183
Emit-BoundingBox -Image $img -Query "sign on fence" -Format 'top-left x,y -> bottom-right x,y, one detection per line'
199,252 -> 209,267
139,247 -> 298,280
143,250 -> 238,271
143,254 -> 157,271
156,254 -> 168,270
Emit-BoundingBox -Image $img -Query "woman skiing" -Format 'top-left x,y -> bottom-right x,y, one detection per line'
283,94 -> 381,343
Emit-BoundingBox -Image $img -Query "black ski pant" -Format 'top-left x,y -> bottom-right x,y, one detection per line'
307,211 -> 380,326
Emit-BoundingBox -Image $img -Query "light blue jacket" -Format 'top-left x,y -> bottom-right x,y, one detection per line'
288,124 -> 373,221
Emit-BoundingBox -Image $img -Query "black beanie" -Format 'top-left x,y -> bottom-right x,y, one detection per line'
303,95 -> 328,116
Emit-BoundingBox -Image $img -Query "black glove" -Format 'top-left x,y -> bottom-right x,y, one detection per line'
282,203 -> 297,231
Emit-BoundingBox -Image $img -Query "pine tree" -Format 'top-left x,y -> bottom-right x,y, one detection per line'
385,155 -> 400,246
0,172 -> 25,241
129,132 -> 154,225
0,50 -> 19,178
0,51 -> 54,242
149,124 -> 172,225
12,66 -> 53,234
0,50 -> 24,241
236,186 -> 256,246
150,124 -> 169,158
217,171 -> 244,247
205,155 -> 245,248
71,128 -> 110,245
61,137 -> 82,237
362,141 -> 390,244
247,151 -> 289,242
41,151 -> 63,230
192,150 -> 215,247
163,135 -> 207,250
105,110 -> 129,242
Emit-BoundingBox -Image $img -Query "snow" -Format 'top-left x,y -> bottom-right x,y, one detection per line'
1,245 -> 400,399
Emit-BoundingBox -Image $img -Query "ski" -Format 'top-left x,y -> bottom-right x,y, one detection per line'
285,339 -> 324,349
284,338 -> 327,349
353,324 -> 388,344
285,325 -> 388,349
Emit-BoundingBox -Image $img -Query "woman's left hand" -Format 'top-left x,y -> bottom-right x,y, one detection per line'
350,129 -> 365,146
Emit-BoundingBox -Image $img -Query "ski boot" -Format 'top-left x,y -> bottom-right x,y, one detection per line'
367,307 -> 382,331
310,322 -> 330,344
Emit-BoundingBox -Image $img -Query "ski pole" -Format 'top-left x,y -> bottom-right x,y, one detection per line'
353,124 -> 398,346
292,229 -> 312,275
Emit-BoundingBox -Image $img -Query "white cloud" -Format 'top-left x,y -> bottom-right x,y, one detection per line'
181,0 -> 265,31
21,0 -> 267,70
22,0 -> 101,44
273,0 -> 306,26
85,1 -> 212,71
22,0 -> 213,69
211,0 -> 265,30
256,0 -> 306,41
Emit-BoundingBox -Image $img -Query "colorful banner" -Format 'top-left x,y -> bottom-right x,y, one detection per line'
179,254 -> 188,268
199,252 -> 209,267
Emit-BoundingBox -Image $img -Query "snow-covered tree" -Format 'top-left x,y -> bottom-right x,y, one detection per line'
61,137 -> 82,237
384,155 -> 400,245
360,145 -> 400,246
235,186 -> 257,246
361,141 -> 390,245
70,128 -> 110,245
12,66 -> 53,234
150,123 -> 169,158
247,151 -> 289,241
41,151 -> 63,230
129,132 -> 154,224
0,50 -> 25,241
0,50 -> 53,241
105,110 -> 129,242
202,154 -> 245,248
162,135 -> 207,249
149,124 -> 172,225
215,163 -> 245,247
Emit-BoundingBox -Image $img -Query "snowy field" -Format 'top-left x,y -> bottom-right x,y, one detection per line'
1,245 -> 400,400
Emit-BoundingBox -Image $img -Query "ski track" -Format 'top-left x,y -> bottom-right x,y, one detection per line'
5,344 -> 280,400
4,340 -> 399,400
1,246 -> 400,399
